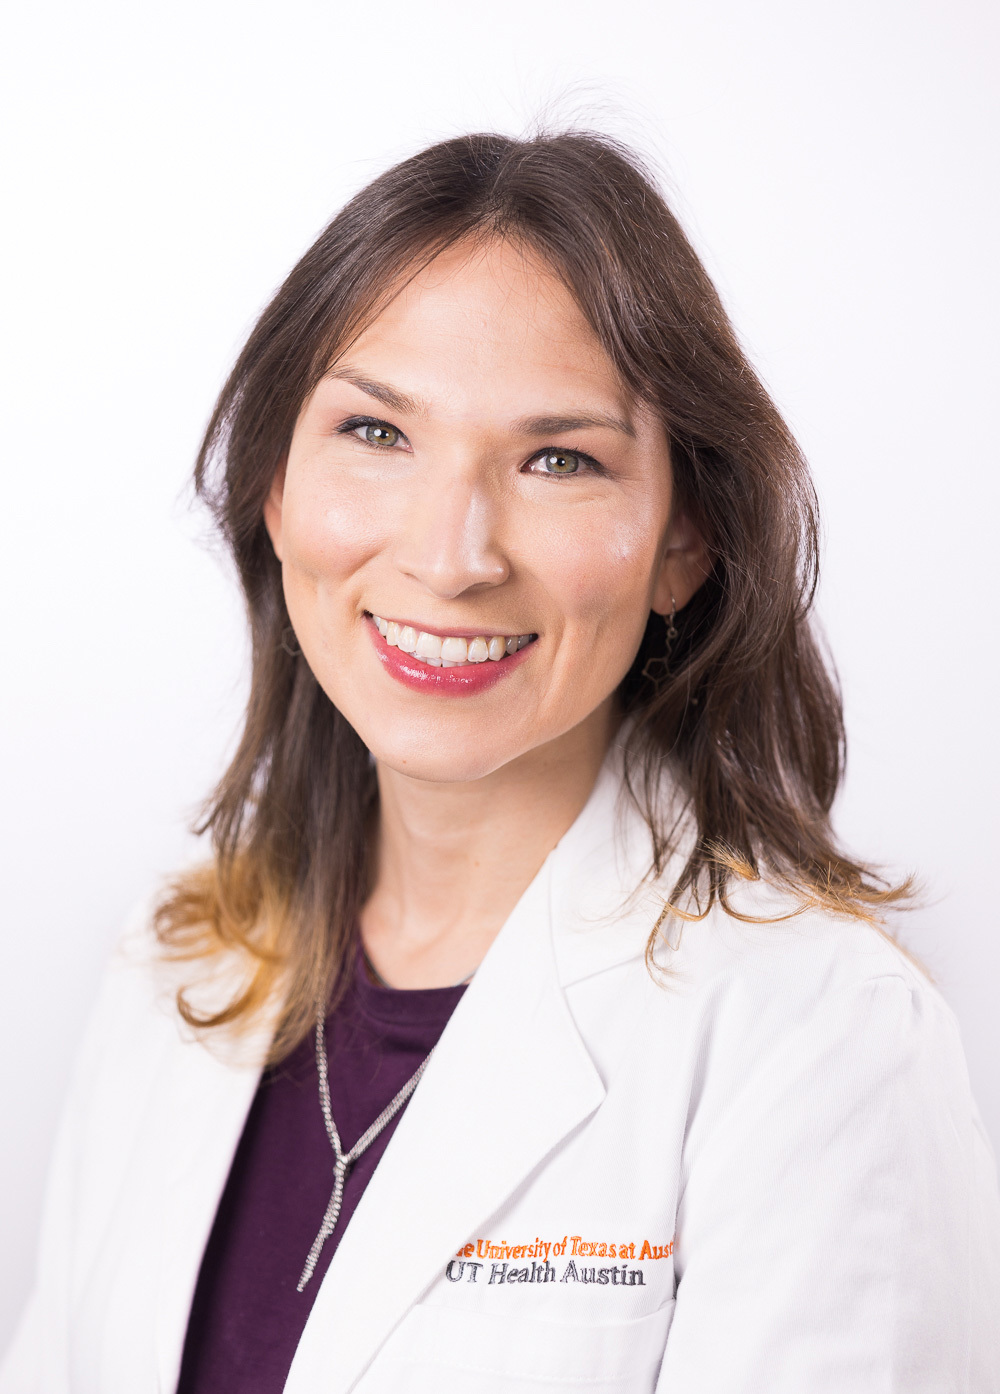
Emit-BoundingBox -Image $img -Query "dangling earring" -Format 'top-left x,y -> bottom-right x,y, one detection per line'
641,594 -> 677,686
665,593 -> 678,651
280,625 -> 302,658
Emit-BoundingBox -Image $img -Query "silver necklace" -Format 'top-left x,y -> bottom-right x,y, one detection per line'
297,955 -> 477,1292
297,1011 -> 433,1291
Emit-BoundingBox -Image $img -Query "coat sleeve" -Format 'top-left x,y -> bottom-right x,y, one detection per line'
0,1095 -> 78,1393
655,972 -> 1000,1394
0,978 -> 113,1393
0,908 -> 163,1394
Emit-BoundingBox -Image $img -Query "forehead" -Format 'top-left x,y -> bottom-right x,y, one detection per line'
338,237 -> 630,420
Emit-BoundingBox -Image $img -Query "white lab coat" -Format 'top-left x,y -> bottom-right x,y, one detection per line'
3,746 -> 999,1393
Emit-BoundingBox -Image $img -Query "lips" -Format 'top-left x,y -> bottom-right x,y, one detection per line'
370,614 -> 536,667
366,614 -> 537,696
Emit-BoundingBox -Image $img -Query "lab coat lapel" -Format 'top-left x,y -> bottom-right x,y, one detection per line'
151,977 -> 272,1394
284,841 -> 608,1394
548,752 -> 690,990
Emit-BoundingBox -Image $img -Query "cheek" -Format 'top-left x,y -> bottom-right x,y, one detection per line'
536,509 -> 662,641
280,462 -> 382,587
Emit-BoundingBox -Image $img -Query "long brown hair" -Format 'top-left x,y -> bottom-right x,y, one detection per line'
157,129 -> 909,1062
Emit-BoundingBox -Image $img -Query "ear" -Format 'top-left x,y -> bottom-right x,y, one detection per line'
262,456 -> 288,563
651,506 -> 712,616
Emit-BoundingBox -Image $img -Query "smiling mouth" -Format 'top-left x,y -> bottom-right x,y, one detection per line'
368,614 -> 537,668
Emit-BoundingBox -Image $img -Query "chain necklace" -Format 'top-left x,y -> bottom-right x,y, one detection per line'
297,1010 -> 433,1292
297,952 -> 478,1292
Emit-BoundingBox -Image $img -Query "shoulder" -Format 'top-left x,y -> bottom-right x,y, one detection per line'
555,848 -> 974,1166
641,879 -> 962,1078
553,757 -> 944,1039
665,877 -> 936,1015
551,760 -> 960,1073
613,883 -> 997,1199
77,885 -> 276,1080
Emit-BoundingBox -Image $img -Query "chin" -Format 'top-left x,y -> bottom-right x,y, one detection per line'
346,701 -> 539,785
367,735 -> 518,785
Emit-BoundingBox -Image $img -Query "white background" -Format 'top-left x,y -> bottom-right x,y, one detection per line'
1,0 -> 997,1349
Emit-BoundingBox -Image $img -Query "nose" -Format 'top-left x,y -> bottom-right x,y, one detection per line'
393,461 -> 509,598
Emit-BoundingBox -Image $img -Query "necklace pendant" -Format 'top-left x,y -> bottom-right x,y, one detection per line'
297,1155 -> 349,1292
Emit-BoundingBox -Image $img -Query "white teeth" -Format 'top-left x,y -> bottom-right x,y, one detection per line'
372,614 -> 536,668
414,631 -> 443,660
441,635 -> 468,662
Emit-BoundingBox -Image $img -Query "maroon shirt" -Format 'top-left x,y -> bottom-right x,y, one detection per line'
176,951 -> 467,1393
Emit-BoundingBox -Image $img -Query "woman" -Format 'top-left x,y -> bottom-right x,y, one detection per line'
3,131 -> 998,1393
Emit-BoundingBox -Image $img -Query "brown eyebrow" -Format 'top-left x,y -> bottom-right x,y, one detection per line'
512,412 -> 635,439
324,368 -> 635,438
323,368 -> 424,417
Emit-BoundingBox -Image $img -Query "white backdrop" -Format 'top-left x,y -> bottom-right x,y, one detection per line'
2,0 -> 997,1349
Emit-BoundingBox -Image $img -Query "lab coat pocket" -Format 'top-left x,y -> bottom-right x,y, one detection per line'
358,1299 -> 676,1392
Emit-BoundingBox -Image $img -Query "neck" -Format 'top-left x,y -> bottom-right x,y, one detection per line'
360,700 -> 618,988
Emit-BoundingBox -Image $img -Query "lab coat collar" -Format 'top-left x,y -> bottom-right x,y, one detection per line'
548,737 -> 688,989
285,733 -> 682,1394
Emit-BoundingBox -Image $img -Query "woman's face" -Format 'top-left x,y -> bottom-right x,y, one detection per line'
265,237 -> 707,783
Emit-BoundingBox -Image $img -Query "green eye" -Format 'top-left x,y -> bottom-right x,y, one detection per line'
538,450 -> 581,475
363,423 -> 400,447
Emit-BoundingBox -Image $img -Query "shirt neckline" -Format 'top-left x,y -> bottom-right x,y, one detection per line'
348,941 -> 469,1028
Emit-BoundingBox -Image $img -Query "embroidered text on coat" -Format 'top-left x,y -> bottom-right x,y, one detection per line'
445,1234 -> 674,1288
